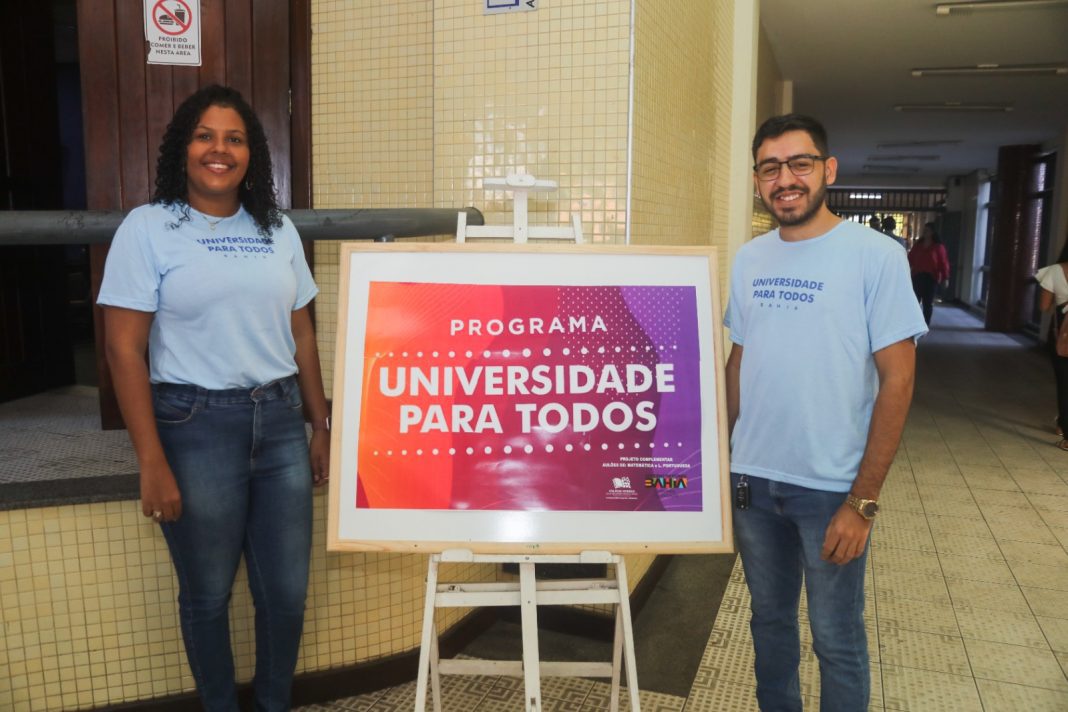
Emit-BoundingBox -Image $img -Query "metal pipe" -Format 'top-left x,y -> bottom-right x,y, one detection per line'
0,207 -> 484,246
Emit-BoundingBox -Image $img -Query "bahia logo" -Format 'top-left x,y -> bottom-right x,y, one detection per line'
645,477 -> 688,489
611,477 -> 632,490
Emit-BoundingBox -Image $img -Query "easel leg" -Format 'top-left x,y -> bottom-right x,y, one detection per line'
519,562 -> 542,711
615,557 -> 641,711
415,555 -> 441,712
429,625 -> 443,712
610,606 -> 623,712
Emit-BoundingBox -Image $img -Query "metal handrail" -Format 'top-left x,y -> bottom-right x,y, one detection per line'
0,207 -> 485,245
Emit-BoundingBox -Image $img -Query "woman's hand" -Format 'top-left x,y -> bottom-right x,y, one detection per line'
309,429 -> 330,486
141,461 -> 182,522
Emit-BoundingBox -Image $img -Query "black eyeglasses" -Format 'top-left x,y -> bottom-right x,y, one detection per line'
754,154 -> 826,181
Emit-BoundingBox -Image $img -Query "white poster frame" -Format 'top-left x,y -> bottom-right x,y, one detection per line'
327,243 -> 731,554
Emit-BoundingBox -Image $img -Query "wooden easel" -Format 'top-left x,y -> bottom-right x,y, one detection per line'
413,550 -> 641,712
455,173 -> 584,244
411,175 -> 637,711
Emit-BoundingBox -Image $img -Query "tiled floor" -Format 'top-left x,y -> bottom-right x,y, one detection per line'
301,305 -> 1068,710
0,385 -> 136,483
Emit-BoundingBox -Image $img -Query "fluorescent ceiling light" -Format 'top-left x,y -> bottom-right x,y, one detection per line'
877,140 -> 961,148
912,63 -> 1068,77
866,155 -> 941,161
894,102 -> 1013,112
936,0 -> 1068,15
863,165 -> 922,173
848,193 -> 884,200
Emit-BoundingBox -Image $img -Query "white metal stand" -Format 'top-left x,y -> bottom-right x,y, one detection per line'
413,550 -> 641,712
456,173 -> 584,244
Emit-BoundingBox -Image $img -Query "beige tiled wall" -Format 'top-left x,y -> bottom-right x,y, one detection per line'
0,497 -> 485,710
630,0 -> 716,248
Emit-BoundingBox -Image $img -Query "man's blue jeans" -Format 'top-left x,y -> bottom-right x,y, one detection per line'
153,376 -> 312,712
731,473 -> 870,712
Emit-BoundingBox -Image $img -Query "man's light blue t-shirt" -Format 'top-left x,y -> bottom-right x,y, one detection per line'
97,203 -> 318,389
724,220 -> 927,492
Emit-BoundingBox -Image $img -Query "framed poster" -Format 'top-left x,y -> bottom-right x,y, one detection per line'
327,244 -> 731,554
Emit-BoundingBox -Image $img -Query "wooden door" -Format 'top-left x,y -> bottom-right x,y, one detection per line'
78,0 -> 311,428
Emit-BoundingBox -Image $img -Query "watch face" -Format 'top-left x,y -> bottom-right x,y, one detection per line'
861,501 -> 879,517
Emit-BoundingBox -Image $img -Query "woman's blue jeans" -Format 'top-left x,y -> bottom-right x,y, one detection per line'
731,473 -> 870,712
153,376 -> 312,712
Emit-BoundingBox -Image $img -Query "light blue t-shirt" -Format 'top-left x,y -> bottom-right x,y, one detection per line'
723,220 -> 927,492
97,203 -> 318,389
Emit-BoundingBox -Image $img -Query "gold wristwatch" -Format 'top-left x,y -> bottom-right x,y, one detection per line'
846,494 -> 879,520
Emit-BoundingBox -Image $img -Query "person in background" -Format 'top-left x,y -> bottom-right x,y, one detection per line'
725,113 -> 926,712
1035,245 -> 1068,449
868,215 -> 881,232
908,222 -> 951,326
880,215 -> 908,250
97,84 -> 330,711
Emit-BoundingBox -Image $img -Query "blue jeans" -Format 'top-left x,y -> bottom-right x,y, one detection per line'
731,473 -> 870,712
153,376 -> 312,712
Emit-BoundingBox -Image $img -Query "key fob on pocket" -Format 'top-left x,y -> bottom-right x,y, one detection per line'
734,475 -> 750,510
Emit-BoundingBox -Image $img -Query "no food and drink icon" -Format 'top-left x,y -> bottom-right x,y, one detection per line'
143,0 -> 202,66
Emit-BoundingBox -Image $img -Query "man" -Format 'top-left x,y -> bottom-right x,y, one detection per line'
724,114 -> 926,711
881,215 -> 908,250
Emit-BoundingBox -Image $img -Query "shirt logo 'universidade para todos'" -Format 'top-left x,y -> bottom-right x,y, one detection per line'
196,235 -> 275,257
751,276 -> 825,310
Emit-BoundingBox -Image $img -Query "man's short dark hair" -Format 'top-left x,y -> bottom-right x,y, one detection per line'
751,114 -> 830,161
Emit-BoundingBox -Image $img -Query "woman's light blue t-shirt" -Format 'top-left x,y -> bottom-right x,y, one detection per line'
97,203 -> 318,389
724,220 -> 927,492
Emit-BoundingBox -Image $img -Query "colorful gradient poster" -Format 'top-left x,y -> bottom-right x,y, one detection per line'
355,283 -> 702,513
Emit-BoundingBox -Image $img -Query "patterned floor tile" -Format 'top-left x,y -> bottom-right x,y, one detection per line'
970,488 -> 1032,510
1035,506 -> 1068,529
876,596 -> 959,637
932,532 -> 1004,560
975,679 -> 1068,712
1032,493 -> 1068,512
936,554 -> 1015,586
583,681 -> 685,711
1008,561 -> 1068,591
872,570 -> 951,605
1037,616 -> 1068,654
1021,586 -> 1068,619
964,639 -> 1068,691
870,526 -> 937,554
880,664 -> 982,711
877,628 -> 970,676
998,540 -> 1068,567
953,606 -> 1048,648
1050,526 -> 1068,548
1011,472 -> 1068,497
945,577 -> 1031,614
683,680 -> 757,711
985,519 -> 1061,546
870,546 -> 942,578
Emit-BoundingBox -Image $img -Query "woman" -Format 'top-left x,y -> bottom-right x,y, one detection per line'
97,85 -> 329,710
907,222 -> 950,325
1036,251 -> 1068,449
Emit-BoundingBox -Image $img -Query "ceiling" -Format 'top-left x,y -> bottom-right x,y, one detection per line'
758,0 -> 1068,188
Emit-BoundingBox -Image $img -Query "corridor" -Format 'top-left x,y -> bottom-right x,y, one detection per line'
302,305 -> 1068,711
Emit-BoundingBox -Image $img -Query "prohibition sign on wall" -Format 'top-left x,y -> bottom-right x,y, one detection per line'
144,0 -> 202,66
152,0 -> 193,36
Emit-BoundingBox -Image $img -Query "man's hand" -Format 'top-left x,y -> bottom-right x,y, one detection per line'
821,503 -> 873,565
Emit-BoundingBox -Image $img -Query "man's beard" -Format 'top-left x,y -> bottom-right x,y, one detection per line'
762,180 -> 827,227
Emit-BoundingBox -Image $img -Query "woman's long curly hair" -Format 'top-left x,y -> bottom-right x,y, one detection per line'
152,85 -> 282,236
